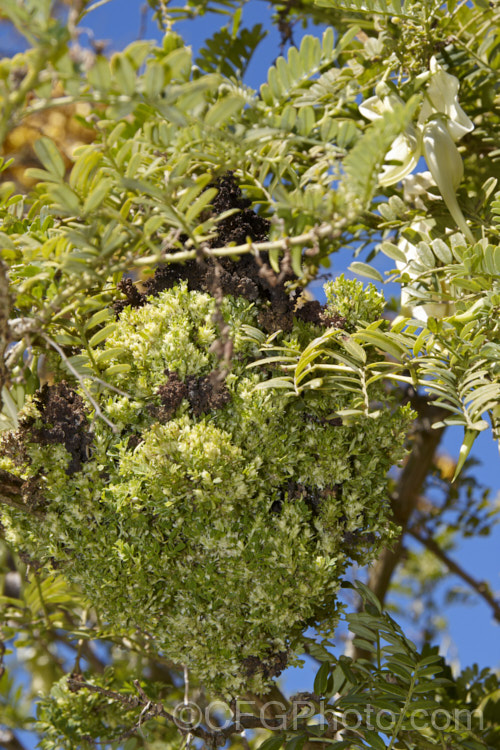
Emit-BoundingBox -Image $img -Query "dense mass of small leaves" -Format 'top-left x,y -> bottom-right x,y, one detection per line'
1,279 -> 412,694
1,0 -> 500,746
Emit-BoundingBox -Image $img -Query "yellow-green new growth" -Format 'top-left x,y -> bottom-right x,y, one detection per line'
0,282 -> 412,694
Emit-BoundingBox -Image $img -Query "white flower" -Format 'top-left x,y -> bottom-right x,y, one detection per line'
418,57 -> 474,139
398,173 -> 443,321
402,170 -> 437,210
359,58 -> 474,242
422,116 -> 473,242
359,93 -> 420,186
396,219 -> 455,323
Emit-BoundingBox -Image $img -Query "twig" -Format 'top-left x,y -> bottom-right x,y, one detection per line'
0,493 -> 44,520
157,0 -> 172,31
0,260 -> 10,400
34,569 -> 52,628
67,677 -> 140,707
78,640 -> 107,673
182,665 -> 193,749
40,333 -> 119,433
84,0 -> 114,14
68,677 -> 210,743
8,317 -> 131,401
134,221 -> 344,267
72,608 -> 89,674
408,526 -> 500,623
183,665 -> 189,707
88,376 -> 131,399
67,676 -> 310,744
138,2 -> 149,39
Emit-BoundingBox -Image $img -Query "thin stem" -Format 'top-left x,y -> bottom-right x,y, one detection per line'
0,261 -> 10,399
367,402 -> 449,605
408,526 -> 500,623
158,0 -> 173,31
387,671 -> 417,750
73,608 -> 89,674
133,220 -> 344,266
40,333 -> 119,433
0,493 -> 44,520
183,665 -> 192,749
352,400 -> 449,662
84,0 -> 115,14
67,677 -> 309,743
34,571 -> 52,629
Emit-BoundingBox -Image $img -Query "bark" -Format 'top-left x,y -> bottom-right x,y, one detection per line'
367,401 -> 447,606
352,398 -> 448,661
0,729 -> 27,750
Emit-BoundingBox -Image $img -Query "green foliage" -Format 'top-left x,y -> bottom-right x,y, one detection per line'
254,232 -> 500,475
0,283 -> 411,694
196,17 -> 267,78
342,97 -> 420,209
1,0 -> 500,746
35,669 -> 178,750
24,583 -> 500,750
324,275 -> 385,329
301,582 -> 500,750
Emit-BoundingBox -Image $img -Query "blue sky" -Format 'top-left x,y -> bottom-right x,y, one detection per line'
2,0 -> 499,743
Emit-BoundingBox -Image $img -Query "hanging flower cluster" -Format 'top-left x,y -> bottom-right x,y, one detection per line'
359,57 -> 474,242
395,173 -> 455,322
